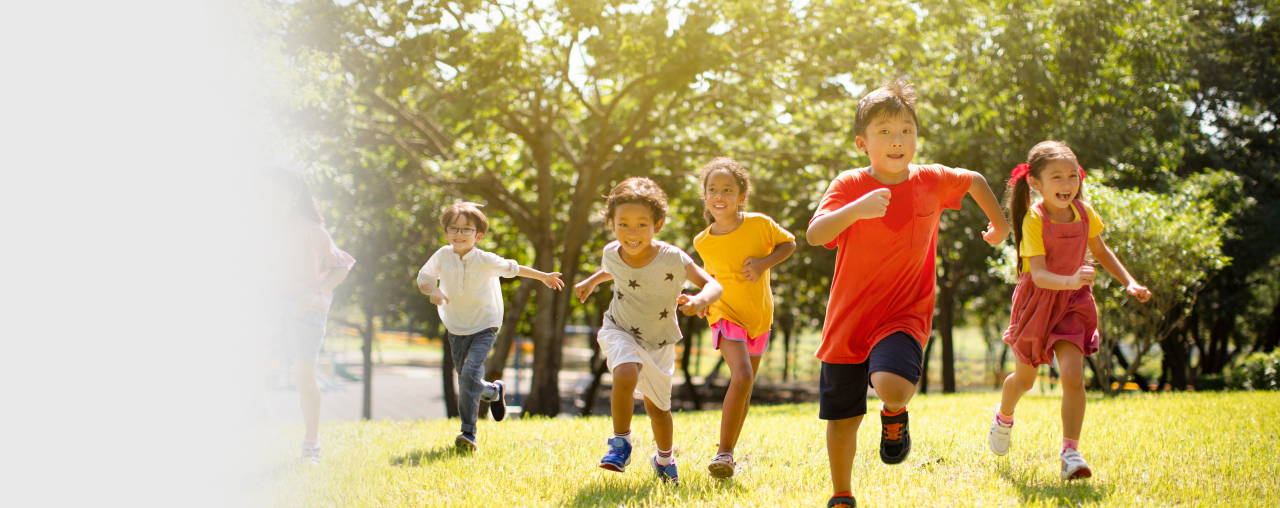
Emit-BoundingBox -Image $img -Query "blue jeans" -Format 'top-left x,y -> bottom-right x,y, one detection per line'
449,328 -> 500,434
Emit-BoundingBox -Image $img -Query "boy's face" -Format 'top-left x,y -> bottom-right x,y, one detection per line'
1028,160 -> 1081,211
446,215 -> 483,254
609,203 -> 664,258
855,112 -> 917,177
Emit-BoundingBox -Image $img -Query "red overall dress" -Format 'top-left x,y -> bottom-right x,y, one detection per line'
1002,200 -> 1101,367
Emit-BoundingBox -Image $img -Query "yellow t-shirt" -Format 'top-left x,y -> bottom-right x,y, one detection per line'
693,212 -> 796,337
1020,201 -> 1104,272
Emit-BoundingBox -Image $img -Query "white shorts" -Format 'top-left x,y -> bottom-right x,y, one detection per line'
597,328 -> 676,411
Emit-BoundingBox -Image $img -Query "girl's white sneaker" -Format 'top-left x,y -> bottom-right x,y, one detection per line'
1060,448 -> 1092,480
988,405 -> 1013,456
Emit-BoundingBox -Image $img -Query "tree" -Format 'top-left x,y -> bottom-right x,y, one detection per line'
281,0 -> 811,416
1081,180 -> 1228,393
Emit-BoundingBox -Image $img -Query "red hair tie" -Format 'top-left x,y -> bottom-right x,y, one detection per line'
1078,164 -> 1086,181
1010,163 -> 1030,184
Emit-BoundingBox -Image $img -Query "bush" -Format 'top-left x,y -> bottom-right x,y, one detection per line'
1225,351 -> 1280,391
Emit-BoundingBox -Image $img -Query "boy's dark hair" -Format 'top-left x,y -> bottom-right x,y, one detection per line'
696,157 -> 752,223
1005,140 -> 1086,272
603,177 -> 668,224
853,77 -> 919,137
268,168 -> 325,226
440,201 -> 490,235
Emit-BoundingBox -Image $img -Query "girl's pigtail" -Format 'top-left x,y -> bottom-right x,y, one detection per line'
1005,177 -> 1031,273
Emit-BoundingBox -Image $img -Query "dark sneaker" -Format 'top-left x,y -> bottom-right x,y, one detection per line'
599,437 -> 632,472
455,432 -> 477,452
490,380 -> 507,422
651,454 -> 679,484
827,495 -> 857,507
879,408 -> 911,464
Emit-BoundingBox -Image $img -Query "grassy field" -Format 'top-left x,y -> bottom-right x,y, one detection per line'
244,392 -> 1278,507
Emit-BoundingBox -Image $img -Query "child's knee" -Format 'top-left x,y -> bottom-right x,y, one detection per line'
1059,368 -> 1085,389
612,362 -> 641,381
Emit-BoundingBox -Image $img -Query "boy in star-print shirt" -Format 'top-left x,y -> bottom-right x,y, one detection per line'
575,177 -> 722,483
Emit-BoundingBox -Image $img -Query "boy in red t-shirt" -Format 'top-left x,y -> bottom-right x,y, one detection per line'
806,78 -> 1009,508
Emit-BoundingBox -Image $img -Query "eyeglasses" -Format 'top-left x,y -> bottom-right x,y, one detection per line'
446,226 -> 477,236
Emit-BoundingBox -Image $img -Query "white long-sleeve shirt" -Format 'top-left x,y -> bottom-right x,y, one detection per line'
417,246 -> 520,335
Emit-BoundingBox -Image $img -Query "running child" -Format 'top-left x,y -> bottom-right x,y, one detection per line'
805,78 -> 1010,508
692,157 -> 796,479
986,141 -> 1150,480
574,177 -> 722,484
265,169 -> 356,464
417,201 -> 565,452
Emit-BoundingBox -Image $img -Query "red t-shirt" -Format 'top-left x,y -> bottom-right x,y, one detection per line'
810,164 -> 972,364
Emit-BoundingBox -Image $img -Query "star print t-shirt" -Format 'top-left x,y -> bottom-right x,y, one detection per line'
600,240 -> 695,351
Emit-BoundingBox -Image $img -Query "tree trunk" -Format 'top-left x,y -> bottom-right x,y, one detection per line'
1204,310 -> 1237,374
921,334 -> 936,393
1258,298 -> 1280,353
996,344 -> 1010,389
525,281 -> 565,417
361,304 -> 375,420
938,284 -> 957,393
780,314 -> 794,382
679,313 -> 705,410
479,283 -> 534,417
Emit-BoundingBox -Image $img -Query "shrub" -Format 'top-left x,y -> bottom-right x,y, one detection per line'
1225,351 -> 1280,391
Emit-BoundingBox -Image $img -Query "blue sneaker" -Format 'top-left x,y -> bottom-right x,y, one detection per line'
455,432 -> 477,452
651,454 -> 679,484
598,437 -> 632,472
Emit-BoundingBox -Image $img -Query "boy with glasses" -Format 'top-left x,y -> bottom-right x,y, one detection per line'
417,201 -> 565,451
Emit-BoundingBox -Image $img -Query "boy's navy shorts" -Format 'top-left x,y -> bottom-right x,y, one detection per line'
818,332 -> 924,420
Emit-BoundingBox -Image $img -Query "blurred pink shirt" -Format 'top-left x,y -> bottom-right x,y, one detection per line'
272,218 -> 356,314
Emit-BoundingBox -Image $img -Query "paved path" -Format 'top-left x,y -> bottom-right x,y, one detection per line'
265,364 -> 596,422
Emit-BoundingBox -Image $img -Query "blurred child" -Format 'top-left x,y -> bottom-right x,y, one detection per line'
805,78 -> 1010,507
575,177 -> 722,484
265,169 -> 355,464
417,202 -> 564,452
692,157 -> 796,478
986,141 -> 1151,480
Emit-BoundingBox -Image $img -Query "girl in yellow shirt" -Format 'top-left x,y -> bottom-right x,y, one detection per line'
693,157 -> 797,478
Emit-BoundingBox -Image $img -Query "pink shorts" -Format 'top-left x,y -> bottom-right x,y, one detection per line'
711,319 -> 770,357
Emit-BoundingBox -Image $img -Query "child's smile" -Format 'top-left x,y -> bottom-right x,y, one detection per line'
610,203 -> 663,266
1029,160 -> 1082,213
856,112 -> 917,184
703,170 -> 744,225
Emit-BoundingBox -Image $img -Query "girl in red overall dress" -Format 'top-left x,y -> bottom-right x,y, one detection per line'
985,141 -> 1151,481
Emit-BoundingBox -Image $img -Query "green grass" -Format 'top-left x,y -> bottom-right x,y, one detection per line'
245,392 -> 1279,507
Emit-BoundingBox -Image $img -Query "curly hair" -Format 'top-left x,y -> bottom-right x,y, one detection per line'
695,156 -> 752,223
440,201 -> 490,235
603,177 -> 668,224
853,76 -> 919,137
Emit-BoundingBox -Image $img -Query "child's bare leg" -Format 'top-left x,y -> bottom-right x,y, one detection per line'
1053,341 -> 1086,441
293,360 -> 321,442
869,371 -> 915,411
717,340 -> 758,454
999,360 -> 1039,415
827,416 -> 864,494
643,396 -> 674,452
610,363 -> 641,434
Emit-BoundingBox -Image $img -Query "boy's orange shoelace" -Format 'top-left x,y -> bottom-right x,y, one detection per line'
883,422 -> 904,440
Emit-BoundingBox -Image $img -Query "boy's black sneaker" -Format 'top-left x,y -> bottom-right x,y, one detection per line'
490,380 -> 507,421
879,408 -> 911,464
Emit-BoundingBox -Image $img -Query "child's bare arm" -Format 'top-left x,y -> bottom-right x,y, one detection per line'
517,266 -> 565,290
742,240 -> 797,283
1088,236 -> 1151,302
574,270 -> 613,303
966,172 -> 1010,245
1027,256 -> 1095,291
806,187 -> 892,246
678,262 -> 722,317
